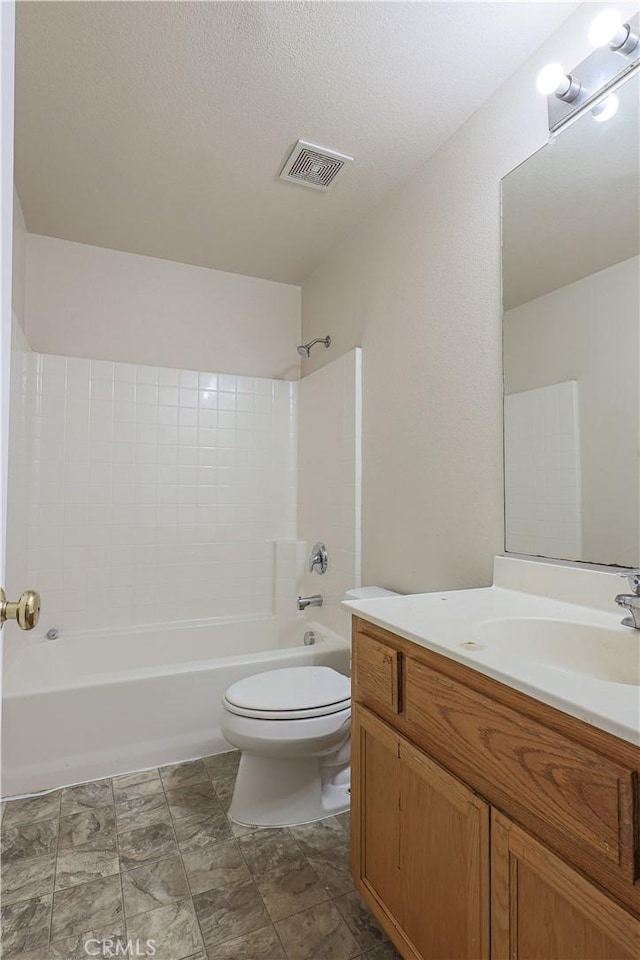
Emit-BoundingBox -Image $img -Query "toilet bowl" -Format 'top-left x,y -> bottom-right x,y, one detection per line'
222,585 -> 399,827
221,665 -> 351,827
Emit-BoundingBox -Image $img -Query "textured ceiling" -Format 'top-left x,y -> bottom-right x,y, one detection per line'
503,73 -> 639,310
15,1 -> 579,284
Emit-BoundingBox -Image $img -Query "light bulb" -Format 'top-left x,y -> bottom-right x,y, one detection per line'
589,9 -> 629,48
536,63 -> 569,96
592,93 -> 619,121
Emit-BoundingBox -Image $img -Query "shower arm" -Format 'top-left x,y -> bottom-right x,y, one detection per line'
297,336 -> 331,357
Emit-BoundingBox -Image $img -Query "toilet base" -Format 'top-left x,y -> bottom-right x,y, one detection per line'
229,752 -> 350,827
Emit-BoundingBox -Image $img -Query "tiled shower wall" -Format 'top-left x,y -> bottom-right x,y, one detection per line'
23,355 -> 296,635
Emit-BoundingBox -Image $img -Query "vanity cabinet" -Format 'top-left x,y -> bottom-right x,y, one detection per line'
350,617 -> 640,960
352,704 -> 489,960
491,811 -> 640,960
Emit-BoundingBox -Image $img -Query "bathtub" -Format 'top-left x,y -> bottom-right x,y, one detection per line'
1,616 -> 350,797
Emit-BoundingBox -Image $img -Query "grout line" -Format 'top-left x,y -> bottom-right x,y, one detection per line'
156,769 -> 209,956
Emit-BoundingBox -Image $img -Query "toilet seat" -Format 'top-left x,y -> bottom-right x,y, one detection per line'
223,666 -> 351,721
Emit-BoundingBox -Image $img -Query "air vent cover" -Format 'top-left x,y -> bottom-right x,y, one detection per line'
279,140 -> 353,191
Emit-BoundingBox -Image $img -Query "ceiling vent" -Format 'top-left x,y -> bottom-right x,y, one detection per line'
279,140 -> 353,191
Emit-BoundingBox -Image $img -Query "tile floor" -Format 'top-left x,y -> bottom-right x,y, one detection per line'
1,752 -> 401,960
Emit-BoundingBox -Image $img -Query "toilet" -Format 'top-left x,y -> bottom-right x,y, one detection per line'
221,585 -> 398,827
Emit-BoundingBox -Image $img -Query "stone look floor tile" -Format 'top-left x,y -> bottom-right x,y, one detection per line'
337,812 -> 351,837
126,897 -> 203,960
115,793 -> 172,832
58,806 -> 117,854
165,781 -> 222,822
117,822 -> 179,869
275,900 -> 361,960
159,759 -> 209,790
212,777 -> 259,839
207,923 -> 286,959
307,842 -> 355,898
51,874 -> 123,941
204,750 -> 241,782
181,838 -> 250,896
289,818 -> 348,857
0,853 -> 56,905
193,876 -> 270,950
0,752 -> 361,960
334,891 -> 389,951
174,808 -> 233,855
1,791 -> 61,827
0,817 -> 59,863
212,776 -> 234,812
55,849 -> 120,890
122,855 -> 190,917
364,942 -> 402,960
49,924 -> 127,960
0,893 -> 52,959
238,828 -> 301,875
113,769 -> 163,803
60,780 -> 114,816
255,855 -> 329,922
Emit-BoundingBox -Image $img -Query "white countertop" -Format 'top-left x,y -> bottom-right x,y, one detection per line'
343,559 -> 640,746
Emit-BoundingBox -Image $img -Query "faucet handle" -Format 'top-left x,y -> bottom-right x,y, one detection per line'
309,542 -> 328,575
619,569 -> 640,595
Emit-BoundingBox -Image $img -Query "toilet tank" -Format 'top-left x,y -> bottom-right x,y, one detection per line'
345,586 -> 400,601
344,586 -> 400,656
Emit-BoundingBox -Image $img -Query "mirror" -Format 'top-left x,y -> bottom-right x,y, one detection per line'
502,75 -> 639,568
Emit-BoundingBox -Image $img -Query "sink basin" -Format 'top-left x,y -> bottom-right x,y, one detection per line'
472,618 -> 640,686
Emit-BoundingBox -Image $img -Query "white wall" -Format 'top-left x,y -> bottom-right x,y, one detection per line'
504,256 -> 639,567
297,349 -> 362,635
24,354 -> 296,638
25,235 -> 301,380
300,3 -> 619,594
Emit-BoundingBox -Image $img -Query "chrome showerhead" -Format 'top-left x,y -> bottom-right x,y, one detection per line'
297,336 -> 331,358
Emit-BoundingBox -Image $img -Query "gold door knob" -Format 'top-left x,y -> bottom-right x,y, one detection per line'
0,588 -> 41,630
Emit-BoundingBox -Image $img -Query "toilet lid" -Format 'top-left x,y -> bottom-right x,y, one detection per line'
224,666 -> 350,714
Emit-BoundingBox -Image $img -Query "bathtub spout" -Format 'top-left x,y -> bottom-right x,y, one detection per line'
297,595 -> 323,611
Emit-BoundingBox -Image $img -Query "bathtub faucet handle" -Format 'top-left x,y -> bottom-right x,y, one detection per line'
0,587 -> 41,631
309,542 -> 328,575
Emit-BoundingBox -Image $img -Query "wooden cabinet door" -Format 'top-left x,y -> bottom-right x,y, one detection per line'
398,734 -> 490,960
351,703 -> 403,926
491,810 -> 640,960
352,704 -> 490,960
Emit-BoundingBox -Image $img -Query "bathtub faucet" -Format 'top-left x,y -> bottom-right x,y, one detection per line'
297,595 -> 323,611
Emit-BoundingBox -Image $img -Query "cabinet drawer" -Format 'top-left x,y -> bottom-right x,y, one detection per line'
353,629 -> 401,715
404,658 -> 637,887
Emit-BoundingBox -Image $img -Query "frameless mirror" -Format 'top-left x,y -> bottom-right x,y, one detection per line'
502,75 -> 639,567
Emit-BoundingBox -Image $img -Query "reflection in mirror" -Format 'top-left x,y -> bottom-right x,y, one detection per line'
502,75 -> 639,567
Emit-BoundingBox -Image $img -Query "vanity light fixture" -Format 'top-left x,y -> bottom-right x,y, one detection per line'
591,92 -> 619,121
589,9 -> 639,56
537,10 -> 639,132
536,63 -> 582,101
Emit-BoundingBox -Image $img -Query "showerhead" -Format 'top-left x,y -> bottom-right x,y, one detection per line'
297,336 -> 331,358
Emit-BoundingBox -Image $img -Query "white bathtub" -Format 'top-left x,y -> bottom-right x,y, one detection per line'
1,617 -> 350,797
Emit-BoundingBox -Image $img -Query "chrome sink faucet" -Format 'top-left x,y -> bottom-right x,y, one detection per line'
297,595 -> 323,611
615,570 -> 640,629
